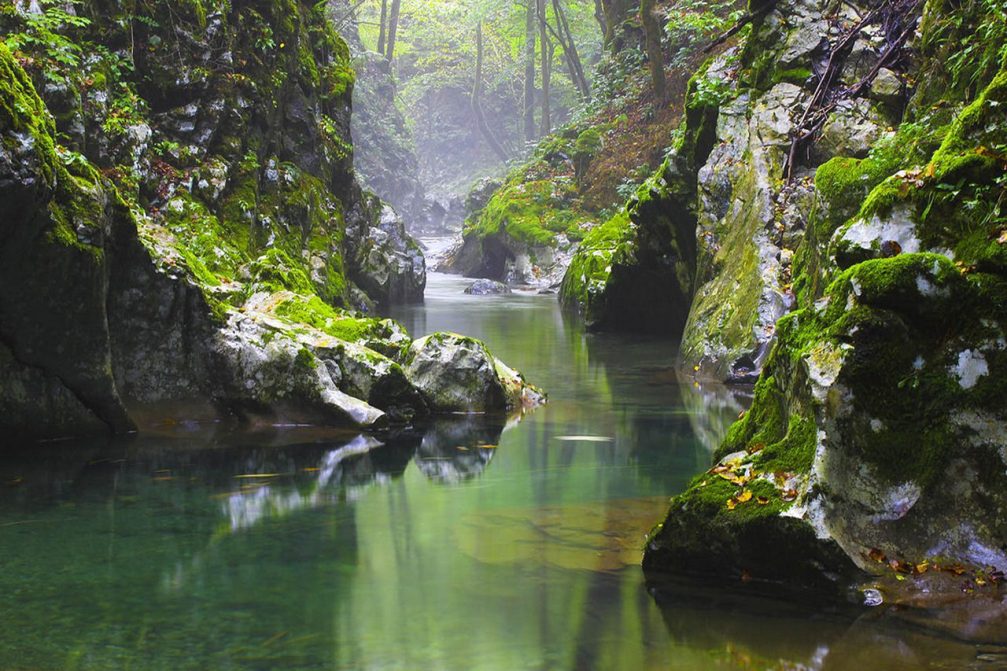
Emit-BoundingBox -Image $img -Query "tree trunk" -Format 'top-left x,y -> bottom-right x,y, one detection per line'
385,0 -> 401,61
601,0 -> 633,49
593,0 -> 607,38
524,0 -> 537,143
376,0 -> 388,56
552,0 -> 590,101
640,0 -> 666,103
472,22 -> 510,162
537,0 -> 551,135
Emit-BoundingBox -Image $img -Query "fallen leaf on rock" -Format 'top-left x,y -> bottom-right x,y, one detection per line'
736,490 -> 753,503
756,496 -> 770,505
781,488 -> 798,502
998,230 -> 1007,245
747,442 -> 765,455
890,559 -> 913,574
868,548 -> 887,563
726,498 -> 737,511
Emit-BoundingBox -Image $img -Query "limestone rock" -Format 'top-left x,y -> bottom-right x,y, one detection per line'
464,279 -> 512,295
816,99 -> 890,161
870,68 -> 904,107
404,332 -> 543,414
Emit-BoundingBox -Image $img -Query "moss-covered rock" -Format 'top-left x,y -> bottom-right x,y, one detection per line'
0,2 -> 540,438
646,29 -> 1007,598
0,42 -> 134,438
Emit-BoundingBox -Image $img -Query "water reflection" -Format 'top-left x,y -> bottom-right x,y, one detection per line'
1,270 -> 1003,669
223,435 -> 384,532
651,578 -> 1007,670
414,416 -> 507,483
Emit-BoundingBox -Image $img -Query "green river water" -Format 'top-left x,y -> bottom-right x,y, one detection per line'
0,269 -> 1003,670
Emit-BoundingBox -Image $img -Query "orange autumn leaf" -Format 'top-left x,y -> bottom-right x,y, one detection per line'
868,548 -> 887,563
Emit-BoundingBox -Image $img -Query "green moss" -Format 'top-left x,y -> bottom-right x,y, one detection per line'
0,42 -> 57,187
717,375 -> 786,459
559,210 -> 634,313
268,293 -> 404,358
755,415 -> 817,474
470,179 -> 589,246
773,67 -> 812,86
294,346 -> 317,373
246,248 -> 314,295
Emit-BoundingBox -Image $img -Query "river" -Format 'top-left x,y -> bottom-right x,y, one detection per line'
0,268 -> 1001,670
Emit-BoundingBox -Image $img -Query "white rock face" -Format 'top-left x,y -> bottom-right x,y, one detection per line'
952,349 -> 989,389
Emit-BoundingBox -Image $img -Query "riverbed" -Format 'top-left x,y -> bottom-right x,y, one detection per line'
0,270 -> 1001,670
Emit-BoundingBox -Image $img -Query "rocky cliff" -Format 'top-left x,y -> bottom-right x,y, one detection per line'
0,0 -> 539,439
642,0 -> 1007,599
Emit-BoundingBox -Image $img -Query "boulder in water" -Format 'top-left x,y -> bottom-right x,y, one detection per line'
403,332 -> 544,414
464,279 -> 511,295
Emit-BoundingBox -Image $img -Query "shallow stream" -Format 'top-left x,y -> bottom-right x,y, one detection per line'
0,268 -> 1003,670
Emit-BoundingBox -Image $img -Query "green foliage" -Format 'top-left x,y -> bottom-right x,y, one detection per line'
468,178 -> 592,245
2,0 -> 90,85
917,0 -> 1007,102
662,0 -> 742,68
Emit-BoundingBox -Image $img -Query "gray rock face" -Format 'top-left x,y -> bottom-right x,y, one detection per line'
870,68 -> 904,107
680,78 -> 802,380
464,279 -> 512,295
349,201 -> 426,305
816,99 -> 890,161
404,332 -> 543,414
646,0 -> 1007,602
